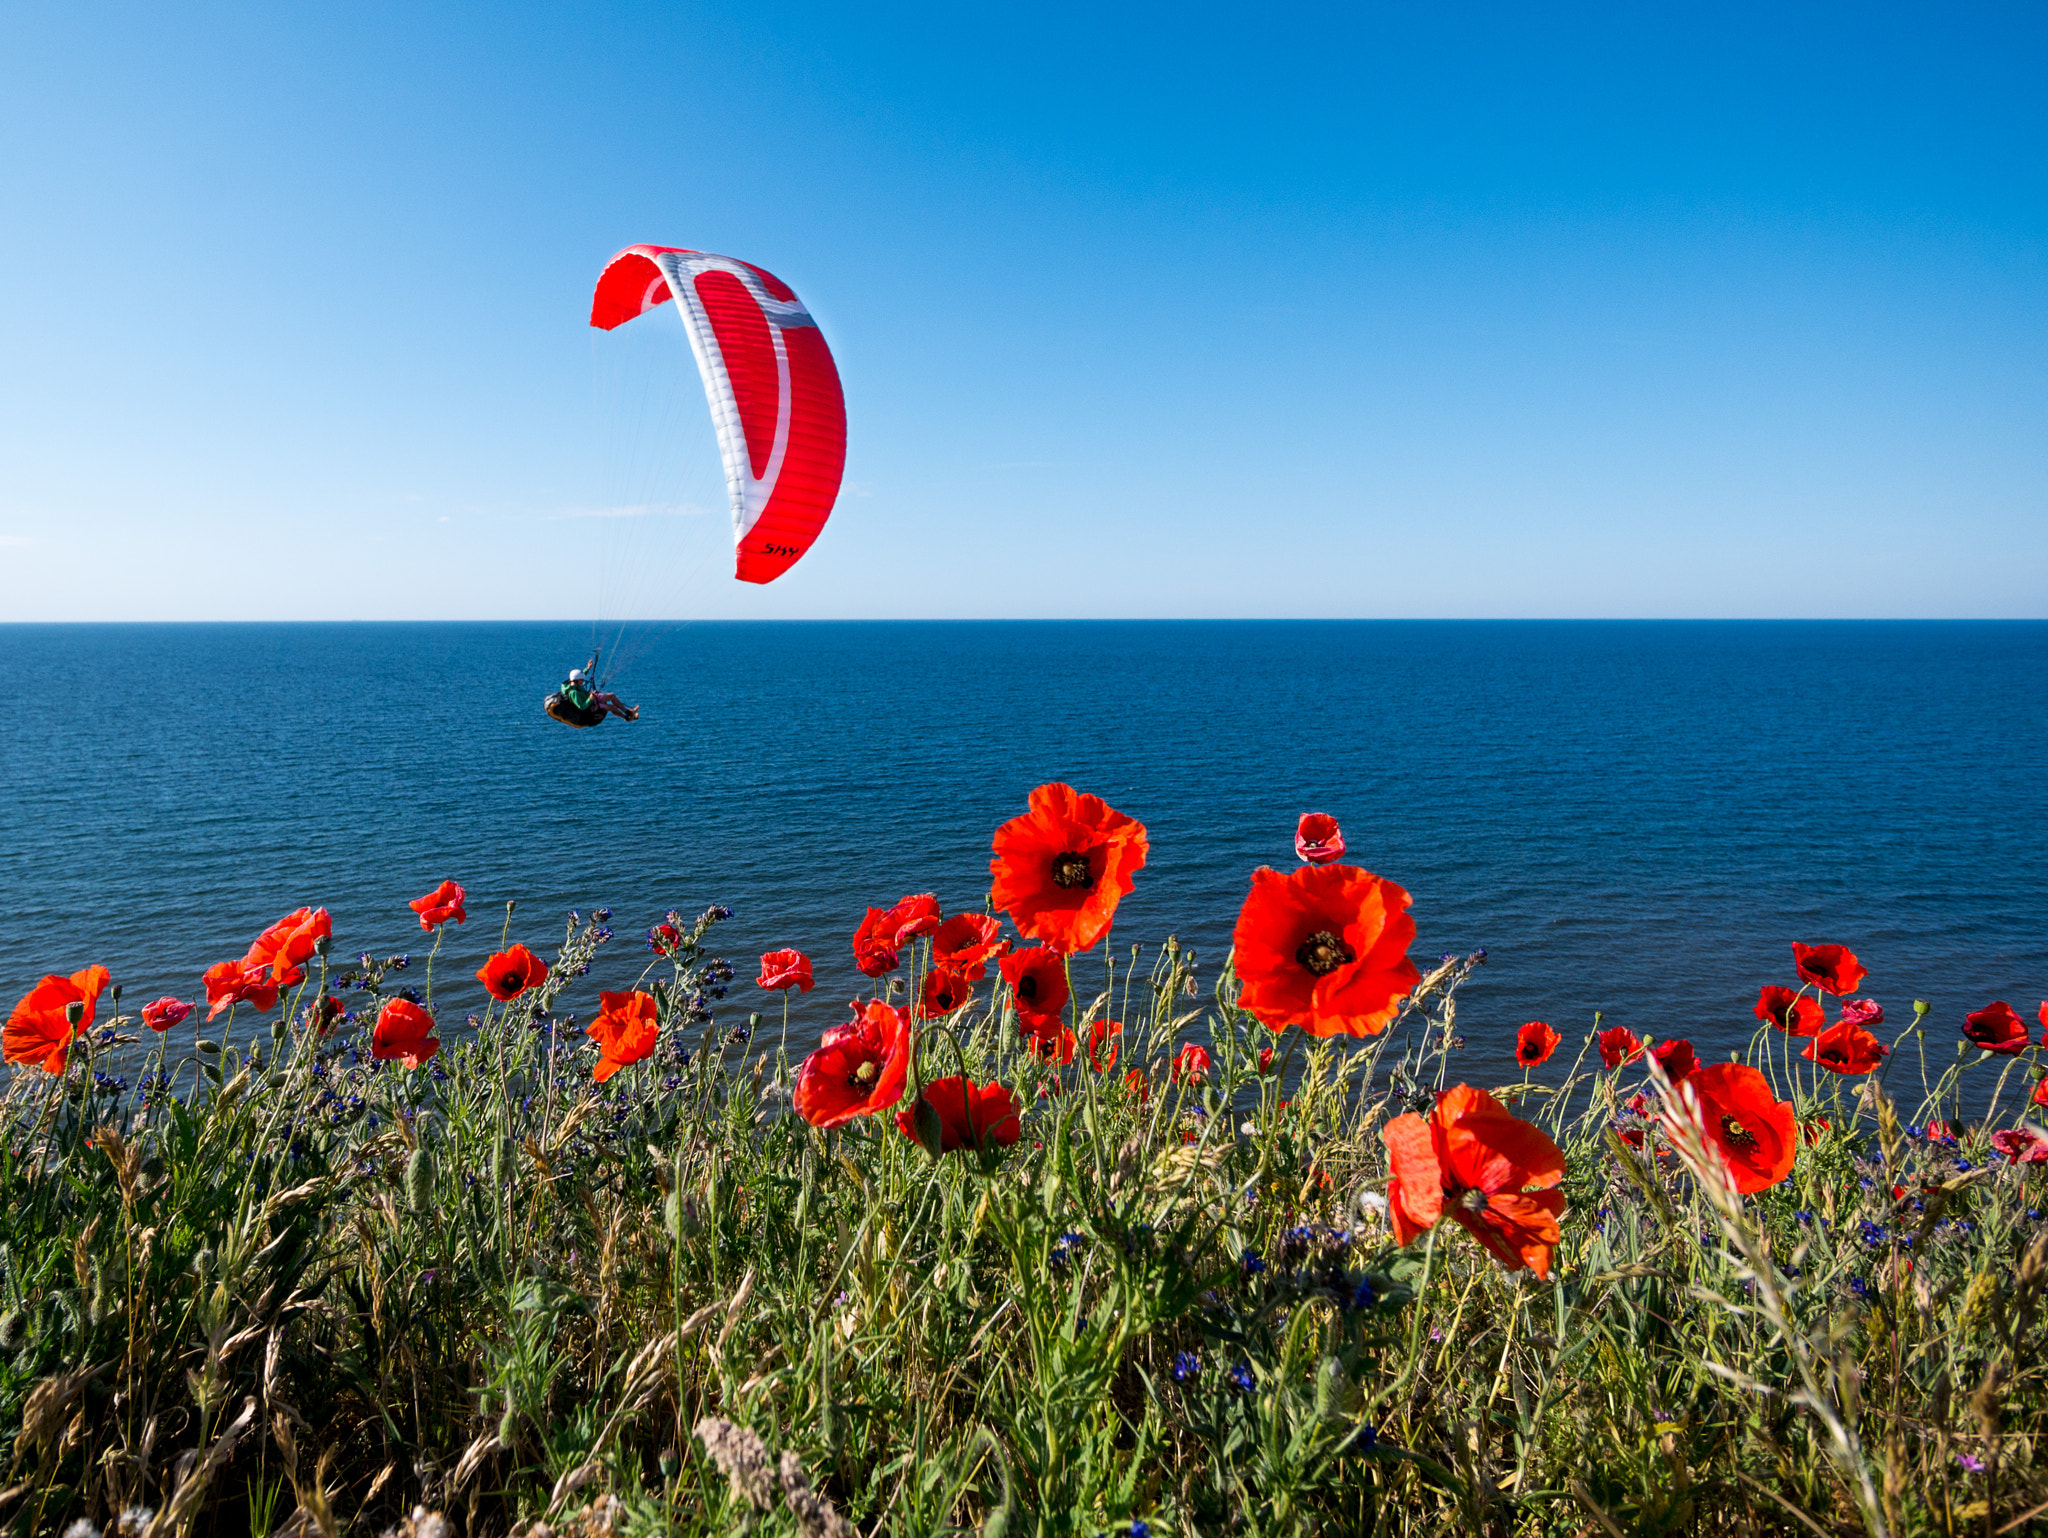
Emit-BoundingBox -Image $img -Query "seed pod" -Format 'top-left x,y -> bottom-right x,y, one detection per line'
405,1148 -> 434,1214
271,1020 -> 287,1044
491,1136 -> 515,1187
498,1408 -> 517,1449
195,1039 -> 221,1056
0,1309 -> 21,1349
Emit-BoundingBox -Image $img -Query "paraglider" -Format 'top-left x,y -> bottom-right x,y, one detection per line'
589,244 -> 847,584
544,663 -> 638,729
548,244 -> 848,729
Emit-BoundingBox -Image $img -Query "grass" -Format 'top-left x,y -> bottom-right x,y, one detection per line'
4,885 -> 2048,1537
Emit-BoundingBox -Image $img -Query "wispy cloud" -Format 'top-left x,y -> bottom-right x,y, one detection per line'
548,502 -> 716,521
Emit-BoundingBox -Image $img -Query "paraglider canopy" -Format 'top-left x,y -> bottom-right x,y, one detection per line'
590,245 -> 847,585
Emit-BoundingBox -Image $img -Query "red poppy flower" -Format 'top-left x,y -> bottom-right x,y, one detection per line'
918,968 -> 975,1020
1256,1044 -> 1275,1075
1515,1021 -> 1560,1069
1791,942 -> 1866,996
894,1075 -> 1022,1152
1754,986 -> 1822,1037
1669,1062 -> 1795,1195
999,945 -> 1069,1028
1838,997 -> 1884,1029
794,1000 -> 912,1129
141,997 -> 192,1032
1802,1019 -> 1886,1075
588,989 -> 659,1082
2034,1076 -> 2048,1110
1123,1067 -> 1150,1103
1651,1038 -> 1698,1083
1088,1018 -> 1123,1072
409,881 -> 467,932
1230,864 -> 1419,1039
1964,1001 -> 2030,1055
1925,1119 -> 1958,1144
931,913 -> 1006,981
758,949 -> 815,993
1172,1043 -> 1211,1084
304,993 -> 345,1037
1802,1116 -> 1831,1146
1382,1084 -> 1567,1279
989,782 -> 1149,954
1024,1023 -> 1077,1066
1597,1026 -> 1644,1070
2041,1001 -> 2048,1043
1294,812 -> 1345,865
1991,1128 -> 2048,1165
203,959 -> 280,1020
649,922 -> 684,955
4,967 -> 111,1073
477,944 -> 548,1001
880,894 -> 942,944
852,907 -> 903,977
372,997 -> 439,1069
246,907 -> 332,986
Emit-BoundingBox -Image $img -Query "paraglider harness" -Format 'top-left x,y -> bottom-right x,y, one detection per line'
545,654 -> 611,729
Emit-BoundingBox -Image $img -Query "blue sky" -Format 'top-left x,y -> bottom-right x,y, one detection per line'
1,1 -> 2042,619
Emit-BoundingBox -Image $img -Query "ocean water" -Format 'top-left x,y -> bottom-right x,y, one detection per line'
2,621 -> 2044,1094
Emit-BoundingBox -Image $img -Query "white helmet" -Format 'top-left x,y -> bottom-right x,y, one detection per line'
567,669 -> 586,684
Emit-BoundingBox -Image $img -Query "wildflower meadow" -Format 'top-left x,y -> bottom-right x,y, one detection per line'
4,783 -> 2047,1536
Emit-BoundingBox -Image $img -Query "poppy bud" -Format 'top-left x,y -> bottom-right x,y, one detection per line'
64,1001 -> 84,1026
271,1020 -> 287,1044
0,1309 -> 19,1350
193,1247 -> 214,1277
749,1011 -> 763,1030
314,935 -> 331,958
1313,1355 -> 1360,1420
110,984 -> 122,1002
196,1039 -> 221,1055
910,1095 -> 946,1159
405,1148 -> 434,1214
498,1408 -> 517,1450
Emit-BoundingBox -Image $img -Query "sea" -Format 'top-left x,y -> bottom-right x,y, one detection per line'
3,621 -> 2044,1099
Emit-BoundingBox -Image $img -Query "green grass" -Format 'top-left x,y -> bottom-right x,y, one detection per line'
4,904 -> 2046,1537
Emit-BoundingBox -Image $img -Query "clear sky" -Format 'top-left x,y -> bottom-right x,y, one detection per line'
2,1 -> 2042,620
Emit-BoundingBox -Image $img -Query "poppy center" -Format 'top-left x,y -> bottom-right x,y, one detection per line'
1017,975 -> 1040,1003
1456,1187 -> 1489,1214
1720,1115 -> 1755,1148
849,1059 -> 878,1090
1294,930 -> 1355,977
500,972 -> 520,991
1518,1043 -> 1539,1063
1050,852 -> 1092,890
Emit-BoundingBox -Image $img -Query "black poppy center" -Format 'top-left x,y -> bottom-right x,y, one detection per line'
500,972 -> 521,991
1518,1043 -> 1540,1063
1295,930 -> 1354,977
1457,1188 -> 1489,1214
1017,975 -> 1040,1003
1050,851 -> 1093,890
1721,1115 -> 1755,1148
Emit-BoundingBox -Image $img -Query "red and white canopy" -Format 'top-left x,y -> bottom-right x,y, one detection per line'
590,246 -> 846,585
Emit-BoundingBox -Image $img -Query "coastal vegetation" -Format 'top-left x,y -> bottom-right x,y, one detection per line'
4,786 -> 2047,1536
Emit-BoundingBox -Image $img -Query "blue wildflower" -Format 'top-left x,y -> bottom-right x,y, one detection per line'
1170,1352 -> 1201,1383
1227,1362 -> 1255,1393
1242,1249 -> 1266,1276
